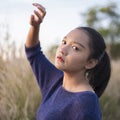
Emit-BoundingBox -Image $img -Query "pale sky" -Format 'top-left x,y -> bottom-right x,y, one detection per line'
0,0 -> 119,51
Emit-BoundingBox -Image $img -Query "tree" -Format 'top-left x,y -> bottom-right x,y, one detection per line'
82,2 -> 120,43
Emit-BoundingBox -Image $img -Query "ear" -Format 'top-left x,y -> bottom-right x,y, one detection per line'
85,59 -> 98,69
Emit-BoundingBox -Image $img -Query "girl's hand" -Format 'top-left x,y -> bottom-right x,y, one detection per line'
30,3 -> 46,27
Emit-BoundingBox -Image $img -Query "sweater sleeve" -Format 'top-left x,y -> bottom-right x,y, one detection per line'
25,43 -> 63,96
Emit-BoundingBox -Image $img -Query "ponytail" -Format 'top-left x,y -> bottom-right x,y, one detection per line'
88,52 -> 111,97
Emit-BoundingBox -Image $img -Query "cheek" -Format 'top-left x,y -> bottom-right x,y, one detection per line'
66,57 -> 86,72
70,54 -> 88,67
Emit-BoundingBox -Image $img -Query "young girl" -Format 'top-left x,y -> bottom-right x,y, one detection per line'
25,3 -> 111,120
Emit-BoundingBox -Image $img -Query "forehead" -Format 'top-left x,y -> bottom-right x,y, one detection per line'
66,29 -> 90,45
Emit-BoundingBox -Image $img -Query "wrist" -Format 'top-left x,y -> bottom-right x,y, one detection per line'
31,24 -> 40,30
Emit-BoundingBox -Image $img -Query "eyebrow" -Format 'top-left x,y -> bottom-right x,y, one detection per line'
63,36 -> 86,49
73,41 -> 85,49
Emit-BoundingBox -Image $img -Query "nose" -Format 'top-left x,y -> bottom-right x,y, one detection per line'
59,45 -> 68,56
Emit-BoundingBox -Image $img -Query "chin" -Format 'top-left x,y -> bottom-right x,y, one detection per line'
55,64 -> 61,70
55,63 -> 64,71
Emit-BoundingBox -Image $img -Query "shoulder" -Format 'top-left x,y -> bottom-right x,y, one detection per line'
66,91 -> 101,120
59,90 -> 101,120
78,91 -> 98,102
72,91 -> 101,119
75,91 -> 100,109
77,91 -> 101,120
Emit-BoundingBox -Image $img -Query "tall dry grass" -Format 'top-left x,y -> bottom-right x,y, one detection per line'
0,58 -> 41,120
100,60 -> 120,120
0,56 -> 120,120
105,60 -> 120,97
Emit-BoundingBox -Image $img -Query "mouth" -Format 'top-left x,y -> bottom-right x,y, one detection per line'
56,56 -> 64,63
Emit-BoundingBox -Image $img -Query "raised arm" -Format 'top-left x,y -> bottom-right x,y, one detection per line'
25,3 -> 63,96
25,3 -> 46,47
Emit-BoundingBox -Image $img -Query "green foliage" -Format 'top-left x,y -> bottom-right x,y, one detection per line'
82,2 -> 120,43
98,28 -> 109,38
100,3 -> 118,17
86,7 -> 98,27
110,43 -> 120,59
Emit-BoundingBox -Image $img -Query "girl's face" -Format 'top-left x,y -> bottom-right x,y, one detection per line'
55,29 -> 93,74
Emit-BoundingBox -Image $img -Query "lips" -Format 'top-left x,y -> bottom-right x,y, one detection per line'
56,56 -> 64,62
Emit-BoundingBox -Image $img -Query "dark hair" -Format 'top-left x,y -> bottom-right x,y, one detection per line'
77,27 -> 111,98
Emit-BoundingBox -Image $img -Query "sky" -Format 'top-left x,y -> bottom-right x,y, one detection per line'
0,0 -> 119,51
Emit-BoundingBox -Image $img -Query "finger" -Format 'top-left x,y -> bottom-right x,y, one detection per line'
32,3 -> 45,10
32,3 -> 46,16
34,10 -> 43,22
34,8 -> 45,18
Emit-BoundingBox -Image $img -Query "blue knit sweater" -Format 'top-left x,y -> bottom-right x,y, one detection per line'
25,43 -> 101,120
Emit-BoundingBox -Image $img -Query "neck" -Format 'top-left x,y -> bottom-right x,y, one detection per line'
62,71 -> 93,93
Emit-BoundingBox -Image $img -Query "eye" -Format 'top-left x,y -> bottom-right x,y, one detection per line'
62,40 -> 66,45
72,46 -> 79,51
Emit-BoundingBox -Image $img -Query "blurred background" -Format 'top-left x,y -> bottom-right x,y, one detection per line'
0,0 -> 120,120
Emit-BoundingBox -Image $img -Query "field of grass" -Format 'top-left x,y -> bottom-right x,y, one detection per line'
0,58 -> 41,120
0,57 -> 120,120
100,60 -> 120,120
